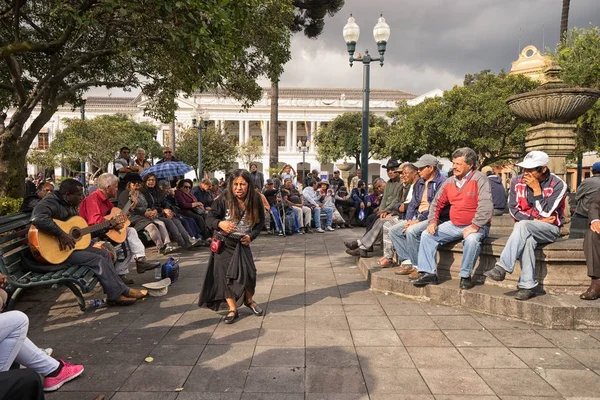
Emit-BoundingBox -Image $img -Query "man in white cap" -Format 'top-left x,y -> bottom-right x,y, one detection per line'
485,151 -> 567,300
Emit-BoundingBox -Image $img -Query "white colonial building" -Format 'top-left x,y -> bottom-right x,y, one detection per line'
25,87 -> 443,183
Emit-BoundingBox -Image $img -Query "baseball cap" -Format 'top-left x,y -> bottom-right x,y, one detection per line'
516,151 -> 549,169
481,166 -> 494,175
266,179 -> 274,185
592,161 -> 600,172
334,170 -> 340,174
413,154 -> 438,169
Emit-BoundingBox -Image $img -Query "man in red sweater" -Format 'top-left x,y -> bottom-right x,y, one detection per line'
79,173 -> 159,284
412,147 -> 493,288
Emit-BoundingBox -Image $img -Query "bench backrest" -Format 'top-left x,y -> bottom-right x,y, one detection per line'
0,213 -> 32,277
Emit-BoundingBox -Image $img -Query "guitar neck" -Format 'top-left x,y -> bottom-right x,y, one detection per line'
77,200 -> 133,237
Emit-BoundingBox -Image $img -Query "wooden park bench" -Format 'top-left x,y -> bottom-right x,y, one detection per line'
0,212 -> 99,311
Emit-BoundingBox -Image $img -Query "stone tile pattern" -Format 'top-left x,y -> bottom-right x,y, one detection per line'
19,230 -> 600,400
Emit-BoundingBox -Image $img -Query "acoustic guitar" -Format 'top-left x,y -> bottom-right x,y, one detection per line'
28,202 -> 132,265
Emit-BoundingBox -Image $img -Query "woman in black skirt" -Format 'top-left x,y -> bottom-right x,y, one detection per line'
198,169 -> 265,324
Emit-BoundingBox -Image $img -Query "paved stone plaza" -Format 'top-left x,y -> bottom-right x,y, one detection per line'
15,229 -> 600,399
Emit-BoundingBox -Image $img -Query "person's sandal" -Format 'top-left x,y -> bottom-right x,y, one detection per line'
244,301 -> 263,316
223,310 -> 239,324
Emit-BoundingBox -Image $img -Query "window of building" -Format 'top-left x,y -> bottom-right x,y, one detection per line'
37,131 -> 49,150
278,136 -> 285,146
162,129 -> 171,146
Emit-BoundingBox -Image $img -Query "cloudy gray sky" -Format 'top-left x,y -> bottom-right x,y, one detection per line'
270,0 -> 600,95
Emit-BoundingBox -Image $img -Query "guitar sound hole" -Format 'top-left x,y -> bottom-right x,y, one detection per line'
71,229 -> 81,240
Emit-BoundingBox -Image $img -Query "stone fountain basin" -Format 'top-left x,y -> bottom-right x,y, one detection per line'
507,87 -> 600,124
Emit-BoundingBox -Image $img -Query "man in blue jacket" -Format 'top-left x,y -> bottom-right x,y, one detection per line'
388,154 -> 447,275
482,166 -> 507,215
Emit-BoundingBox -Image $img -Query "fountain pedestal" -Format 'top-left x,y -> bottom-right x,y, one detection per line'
524,122 -> 577,180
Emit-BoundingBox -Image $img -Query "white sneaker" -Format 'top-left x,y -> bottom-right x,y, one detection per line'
325,226 -> 335,231
315,227 -> 325,233
43,348 -> 54,357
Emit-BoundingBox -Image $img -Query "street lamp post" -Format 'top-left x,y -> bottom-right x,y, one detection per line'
343,14 -> 390,184
80,99 -> 86,190
192,118 -> 209,180
297,139 -> 311,185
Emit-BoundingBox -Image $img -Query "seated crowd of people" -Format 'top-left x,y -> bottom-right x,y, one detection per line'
345,148 -> 600,303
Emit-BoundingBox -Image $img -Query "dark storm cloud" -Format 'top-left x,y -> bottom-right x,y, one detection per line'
278,0 -> 600,94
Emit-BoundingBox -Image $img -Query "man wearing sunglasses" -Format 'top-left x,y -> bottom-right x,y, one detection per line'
157,147 -> 179,164
485,151 -> 567,300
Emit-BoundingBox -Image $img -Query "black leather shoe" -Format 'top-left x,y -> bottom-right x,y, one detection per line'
136,257 -> 160,274
484,265 -> 506,281
412,273 -> 438,287
223,310 -> 239,324
345,248 -> 370,258
515,288 -> 536,301
245,301 -> 263,316
344,240 -> 359,250
460,277 -> 475,290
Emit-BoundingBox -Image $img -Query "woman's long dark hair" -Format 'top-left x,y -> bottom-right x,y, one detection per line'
223,169 -> 260,226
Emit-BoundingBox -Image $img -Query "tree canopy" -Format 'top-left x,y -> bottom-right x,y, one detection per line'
176,127 -> 238,176
313,112 -> 390,167
552,26 -> 600,153
0,0 -> 294,197
387,70 -> 538,166
44,114 -> 161,176
238,138 -> 264,167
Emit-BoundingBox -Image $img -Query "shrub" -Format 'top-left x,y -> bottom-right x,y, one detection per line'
0,197 -> 23,216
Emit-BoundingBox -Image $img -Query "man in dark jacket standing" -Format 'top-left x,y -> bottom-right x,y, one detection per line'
328,170 -> 344,193
581,189 -> 600,300
31,179 -> 147,305
574,161 -> 600,219
249,163 -> 264,191
482,166 -> 507,215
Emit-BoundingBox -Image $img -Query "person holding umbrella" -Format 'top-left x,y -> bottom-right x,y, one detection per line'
198,169 -> 265,324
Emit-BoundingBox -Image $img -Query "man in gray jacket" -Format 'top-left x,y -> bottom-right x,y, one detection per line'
574,161 -> 600,219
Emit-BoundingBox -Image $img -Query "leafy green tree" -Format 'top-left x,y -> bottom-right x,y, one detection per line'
238,138 -> 264,167
0,0 -> 293,197
313,112 -> 390,167
49,114 -> 161,175
26,150 -> 59,172
552,26 -> 600,152
387,71 -> 538,166
176,127 -> 238,176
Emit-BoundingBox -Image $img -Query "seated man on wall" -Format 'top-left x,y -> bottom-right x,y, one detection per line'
363,159 -> 404,232
79,173 -> 160,284
580,190 -> 600,300
412,147 -> 493,289
484,151 -> 567,300
344,163 -> 416,258
387,154 -> 447,271
573,161 -> 600,220
31,179 -> 147,305
20,182 -> 54,212
262,179 -> 284,235
482,166 -> 507,216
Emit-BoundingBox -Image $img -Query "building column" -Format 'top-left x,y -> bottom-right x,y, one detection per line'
262,120 -> 268,153
219,120 -> 225,133
310,121 -> 317,153
285,121 -> 298,152
244,120 -> 250,143
291,121 -> 297,152
284,121 -> 291,153
238,120 -> 244,145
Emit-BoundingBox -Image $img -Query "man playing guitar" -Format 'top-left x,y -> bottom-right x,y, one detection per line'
79,173 -> 160,285
31,179 -> 147,305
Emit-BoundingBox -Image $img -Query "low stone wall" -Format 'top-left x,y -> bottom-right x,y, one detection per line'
438,236 -> 588,294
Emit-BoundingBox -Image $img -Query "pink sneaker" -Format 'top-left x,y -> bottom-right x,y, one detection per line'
43,360 -> 84,392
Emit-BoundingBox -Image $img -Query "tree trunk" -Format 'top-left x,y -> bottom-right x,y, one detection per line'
169,120 -> 176,151
0,129 -> 28,198
269,80 -> 279,169
560,0 -> 570,39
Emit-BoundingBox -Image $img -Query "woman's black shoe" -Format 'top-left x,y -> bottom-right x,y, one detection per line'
223,310 -> 239,324
245,301 -> 263,316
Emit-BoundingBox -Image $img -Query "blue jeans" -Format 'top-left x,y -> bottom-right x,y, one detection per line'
496,220 -> 560,289
313,207 -> 333,228
270,206 -> 283,232
418,221 -> 490,278
390,220 -> 428,265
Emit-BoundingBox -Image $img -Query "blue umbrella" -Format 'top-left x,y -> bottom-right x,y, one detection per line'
140,161 -> 193,179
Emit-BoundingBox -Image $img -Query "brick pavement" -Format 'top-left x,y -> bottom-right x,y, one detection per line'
13,228 -> 600,399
